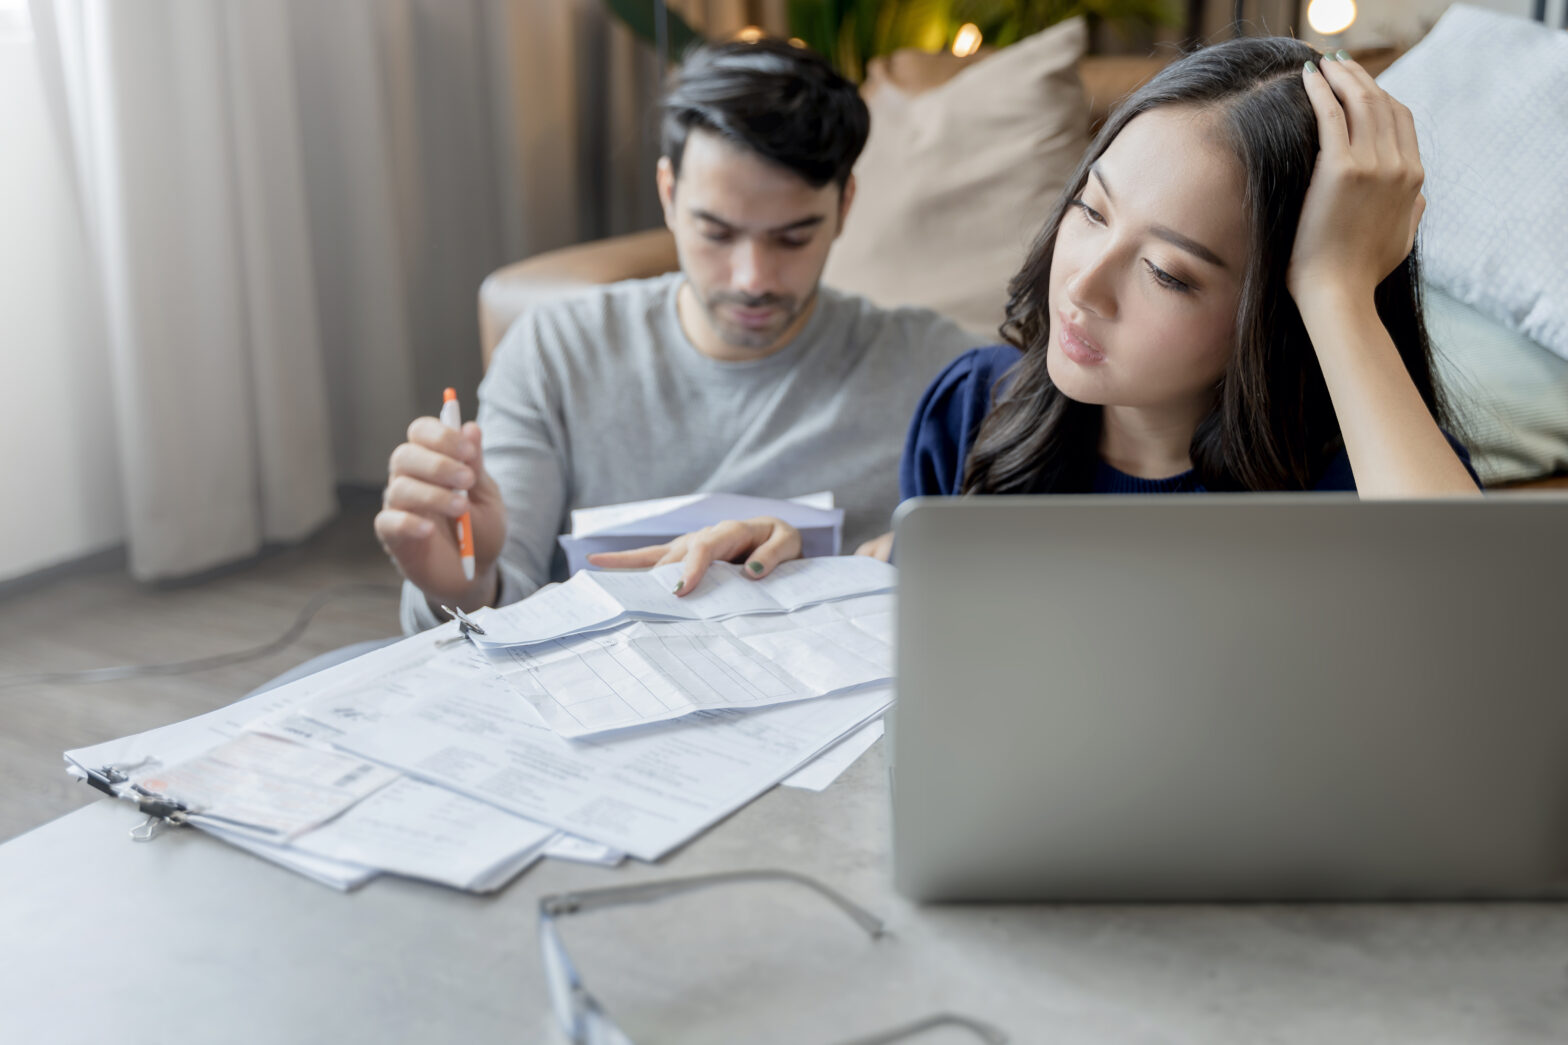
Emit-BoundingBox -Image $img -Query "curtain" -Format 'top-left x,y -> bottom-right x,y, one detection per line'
25,0 -> 666,581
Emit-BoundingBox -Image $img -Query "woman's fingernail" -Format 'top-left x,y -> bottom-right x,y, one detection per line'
450,493 -> 467,513
1335,49 -> 1350,62
673,580 -> 684,594
748,561 -> 764,575
1304,60 -> 1317,74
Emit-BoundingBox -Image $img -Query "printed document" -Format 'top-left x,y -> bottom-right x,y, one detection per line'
782,718 -> 885,791
567,490 -> 835,538
130,732 -> 398,841
488,593 -> 893,737
198,826 -> 377,891
67,623 -> 560,890
559,491 -> 842,574
64,623 -> 455,785
287,776 -> 556,892
259,638 -> 524,748
543,835 -> 625,867
470,555 -> 896,649
332,680 -> 894,861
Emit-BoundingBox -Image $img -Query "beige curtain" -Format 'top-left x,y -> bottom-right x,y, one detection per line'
31,0 -> 335,580
26,0 -> 667,580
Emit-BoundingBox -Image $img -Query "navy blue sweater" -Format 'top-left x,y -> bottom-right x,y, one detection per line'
900,345 -> 1480,498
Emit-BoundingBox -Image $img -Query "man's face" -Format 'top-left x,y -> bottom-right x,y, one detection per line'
659,129 -> 852,359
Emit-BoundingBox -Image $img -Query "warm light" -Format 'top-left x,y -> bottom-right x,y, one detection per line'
788,37 -> 807,49
735,25 -> 765,43
951,23 -> 983,58
1307,0 -> 1356,36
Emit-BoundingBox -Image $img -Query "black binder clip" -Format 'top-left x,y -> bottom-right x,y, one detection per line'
81,764 -> 128,799
77,756 -> 159,799
438,604 -> 487,648
72,759 -> 183,840
127,782 -> 191,842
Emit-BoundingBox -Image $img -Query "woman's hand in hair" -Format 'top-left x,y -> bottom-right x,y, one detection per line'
1286,54 -> 1481,497
1287,53 -> 1426,304
586,516 -> 803,596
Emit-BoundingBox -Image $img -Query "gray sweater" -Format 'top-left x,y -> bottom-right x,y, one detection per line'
401,273 -> 982,632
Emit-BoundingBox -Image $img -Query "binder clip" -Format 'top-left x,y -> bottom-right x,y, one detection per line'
81,764 -> 129,799
127,783 -> 191,842
79,757 -> 156,800
78,759 -> 181,840
437,604 -> 487,648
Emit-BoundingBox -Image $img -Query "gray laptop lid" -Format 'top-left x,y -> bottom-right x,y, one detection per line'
890,496 -> 1568,902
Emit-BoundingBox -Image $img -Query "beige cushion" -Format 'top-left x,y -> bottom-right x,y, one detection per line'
821,18 -> 1090,337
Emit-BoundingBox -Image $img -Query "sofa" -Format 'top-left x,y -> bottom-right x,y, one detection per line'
476,17 -> 1568,493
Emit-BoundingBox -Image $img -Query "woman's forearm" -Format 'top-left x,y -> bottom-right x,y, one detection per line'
1296,285 -> 1481,497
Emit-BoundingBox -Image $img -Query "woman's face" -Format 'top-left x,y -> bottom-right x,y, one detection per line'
1047,106 -> 1250,413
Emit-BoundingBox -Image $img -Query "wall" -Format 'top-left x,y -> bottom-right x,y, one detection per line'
1179,0 -> 1557,51
1327,0 -> 1550,48
0,22 -> 125,582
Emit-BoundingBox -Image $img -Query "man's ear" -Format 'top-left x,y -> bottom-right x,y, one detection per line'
656,157 -> 677,230
834,173 -> 856,239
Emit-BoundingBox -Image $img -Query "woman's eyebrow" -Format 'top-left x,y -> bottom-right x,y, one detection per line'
1089,165 -> 1230,271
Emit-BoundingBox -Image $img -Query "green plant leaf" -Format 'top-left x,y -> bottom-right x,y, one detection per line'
789,0 -> 1178,81
603,0 -> 706,62
787,0 -> 839,56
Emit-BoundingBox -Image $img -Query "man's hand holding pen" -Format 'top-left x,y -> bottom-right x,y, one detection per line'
376,402 -> 506,612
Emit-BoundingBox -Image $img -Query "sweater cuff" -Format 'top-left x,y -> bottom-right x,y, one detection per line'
396,560 -> 542,635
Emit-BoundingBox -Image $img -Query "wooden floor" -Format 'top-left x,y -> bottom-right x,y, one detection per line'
0,503 -> 403,843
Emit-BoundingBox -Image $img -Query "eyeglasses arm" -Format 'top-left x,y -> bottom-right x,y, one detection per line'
540,868 -> 886,939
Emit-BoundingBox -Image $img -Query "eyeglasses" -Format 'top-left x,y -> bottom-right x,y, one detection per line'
538,869 -> 1008,1045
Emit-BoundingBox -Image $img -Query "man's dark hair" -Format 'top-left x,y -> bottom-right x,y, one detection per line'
660,39 -> 869,190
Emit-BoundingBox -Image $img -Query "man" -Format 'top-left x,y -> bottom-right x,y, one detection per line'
377,39 -> 981,633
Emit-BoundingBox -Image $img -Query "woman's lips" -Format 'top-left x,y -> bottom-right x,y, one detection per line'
1056,311 -> 1106,366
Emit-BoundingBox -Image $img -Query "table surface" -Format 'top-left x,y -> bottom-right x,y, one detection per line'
3,744 -> 1567,1044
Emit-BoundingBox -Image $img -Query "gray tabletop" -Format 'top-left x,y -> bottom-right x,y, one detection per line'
3,745 -> 1566,1044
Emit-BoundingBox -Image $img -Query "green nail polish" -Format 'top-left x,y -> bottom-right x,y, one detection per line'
1304,60 -> 1316,74
1335,49 -> 1350,62
748,561 -> 764,575
673,580 -> 684,594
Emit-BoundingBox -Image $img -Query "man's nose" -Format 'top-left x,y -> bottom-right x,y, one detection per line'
730,239 -> 772,297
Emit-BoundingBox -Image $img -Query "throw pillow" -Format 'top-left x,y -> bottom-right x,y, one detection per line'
1427,285 -> 1568,486
1378,4 -> 1568,362
822,18 -> 1090,337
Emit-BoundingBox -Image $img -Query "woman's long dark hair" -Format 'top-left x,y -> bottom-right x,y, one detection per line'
962,37 -> 1447,494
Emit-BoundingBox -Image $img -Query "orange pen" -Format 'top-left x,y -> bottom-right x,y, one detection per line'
439,388 -> 477,581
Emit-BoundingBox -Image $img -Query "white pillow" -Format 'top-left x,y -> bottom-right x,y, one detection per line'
1428,286 -> 1568,485
1378,5 -> 1568,362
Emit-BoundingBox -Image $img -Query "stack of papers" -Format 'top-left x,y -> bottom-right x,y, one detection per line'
469,555 -> 895,649
63,556 -> 894,891
557,492 -> 843,576
470,559 -> 895,737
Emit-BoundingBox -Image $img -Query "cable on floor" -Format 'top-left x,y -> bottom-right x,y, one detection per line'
0,582 -> 402,690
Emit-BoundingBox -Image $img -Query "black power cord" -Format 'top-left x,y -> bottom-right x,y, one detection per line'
0,582 -> 401,690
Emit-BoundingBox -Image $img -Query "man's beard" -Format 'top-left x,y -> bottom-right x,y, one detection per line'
701,289 -> 811,350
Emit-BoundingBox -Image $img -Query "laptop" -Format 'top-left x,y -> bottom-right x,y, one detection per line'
890,495 -> 1568,902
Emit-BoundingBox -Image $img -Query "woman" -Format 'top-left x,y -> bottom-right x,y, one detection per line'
592,38 -> 1481,593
